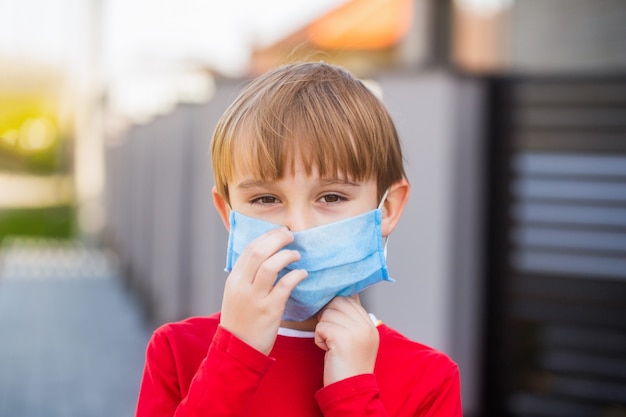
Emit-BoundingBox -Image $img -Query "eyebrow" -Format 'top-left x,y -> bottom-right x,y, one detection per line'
235,179 -> 273,190
318,178 -> 360,187
234,177 -> 360,190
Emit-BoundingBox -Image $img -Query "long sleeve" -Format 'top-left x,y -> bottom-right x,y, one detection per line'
135,316 -> 463,417
316,374 -> 389,416
135,325 -> 274,417
414,363 -> 462,417
316,364 -> 461,417
314,325 -> 463,417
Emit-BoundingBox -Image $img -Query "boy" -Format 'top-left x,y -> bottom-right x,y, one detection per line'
135,62 -> 461,416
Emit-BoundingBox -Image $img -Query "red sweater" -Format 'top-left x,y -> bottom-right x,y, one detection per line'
136,312 -> 462,417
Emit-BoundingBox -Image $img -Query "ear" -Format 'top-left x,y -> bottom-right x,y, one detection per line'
381,179 -> 410,237
212,186 -> 231,231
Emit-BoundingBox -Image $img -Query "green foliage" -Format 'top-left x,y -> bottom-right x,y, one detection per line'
0,205 -> 76,243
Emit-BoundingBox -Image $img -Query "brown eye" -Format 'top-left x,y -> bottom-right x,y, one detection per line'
251,195 -> 280,205
321,194 -> 344,204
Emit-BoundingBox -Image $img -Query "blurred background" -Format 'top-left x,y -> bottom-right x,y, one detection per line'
1,0 -> 625,416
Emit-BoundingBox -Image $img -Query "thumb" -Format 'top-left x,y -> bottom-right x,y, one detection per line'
315,335 -> 329,352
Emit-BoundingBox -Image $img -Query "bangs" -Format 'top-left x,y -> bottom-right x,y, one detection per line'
212,62 -> 405,201
225,101 -> 381,182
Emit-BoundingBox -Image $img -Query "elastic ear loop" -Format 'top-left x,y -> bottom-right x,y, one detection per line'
378,189 -> 390,259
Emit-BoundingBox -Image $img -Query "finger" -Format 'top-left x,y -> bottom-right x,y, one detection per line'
314,330 -> 329,352
253,249 -> 301,289
314,316 -> 337,350
269,268 -> 308,305
320,296 -> 353,316
319,296 -> 370,327
231,227 -> 294,282
344,294 -> 374,323
317,300 -> 349,327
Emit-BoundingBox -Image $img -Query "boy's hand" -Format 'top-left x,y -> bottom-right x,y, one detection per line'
314,295 -> 380,386
220,227 -> 307,355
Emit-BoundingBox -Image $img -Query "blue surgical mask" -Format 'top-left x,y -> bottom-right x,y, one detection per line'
224,194 -> 393,321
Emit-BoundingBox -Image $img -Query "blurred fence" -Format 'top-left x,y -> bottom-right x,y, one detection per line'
483,77 -> 626,416
104,79 -> 243,325
103,72 -> 487,415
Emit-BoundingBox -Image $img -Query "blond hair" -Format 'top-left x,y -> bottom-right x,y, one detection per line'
211,62 -> 406,202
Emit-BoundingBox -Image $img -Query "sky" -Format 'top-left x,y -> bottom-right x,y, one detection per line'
104,0 -> 346,77
1,0 -> 520,79
0,0 -> 346,122
0,0 -> 344,79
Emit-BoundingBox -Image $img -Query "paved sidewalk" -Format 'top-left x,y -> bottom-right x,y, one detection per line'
0,237 -> 152,417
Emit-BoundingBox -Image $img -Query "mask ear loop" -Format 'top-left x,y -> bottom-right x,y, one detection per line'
378,189 -> 390,259
377,189 -> 389,210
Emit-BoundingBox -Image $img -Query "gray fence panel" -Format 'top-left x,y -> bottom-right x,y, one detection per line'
150,111 -> 191,324
188,81 -> 242,318
128,123 -> 156,310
